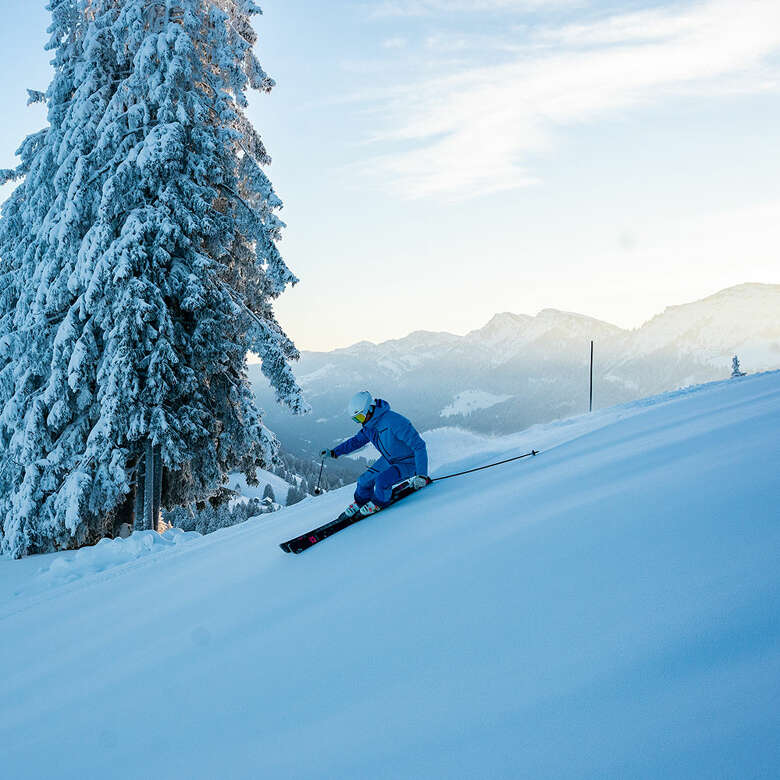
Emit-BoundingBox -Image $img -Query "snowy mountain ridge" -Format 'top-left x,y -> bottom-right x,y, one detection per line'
2,371 -> 778,777
624,283 -> 780,360
332,283 -> 778,363
334,308 -> 622,365
251,283 -> 780,456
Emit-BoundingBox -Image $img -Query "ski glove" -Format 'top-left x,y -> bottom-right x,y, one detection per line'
320,449 -> 337,459
411,475 -> 430,490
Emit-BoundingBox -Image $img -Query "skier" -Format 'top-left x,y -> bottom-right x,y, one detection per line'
321,391 -> 430,518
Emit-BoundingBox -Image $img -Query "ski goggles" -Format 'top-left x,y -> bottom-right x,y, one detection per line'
352,411 -> 368,424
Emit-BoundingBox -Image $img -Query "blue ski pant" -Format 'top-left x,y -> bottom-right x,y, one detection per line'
355,457 -> 416,507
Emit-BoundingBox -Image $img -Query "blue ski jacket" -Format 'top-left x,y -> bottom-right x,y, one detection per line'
333,399 -> 428,476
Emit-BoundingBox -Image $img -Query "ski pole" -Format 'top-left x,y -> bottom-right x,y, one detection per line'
313,455 -> 326,495
432,450 -> 538,482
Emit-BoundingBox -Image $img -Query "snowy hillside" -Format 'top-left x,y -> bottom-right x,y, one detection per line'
251,283 -> 780,456
228,467 -> 292,504
440,390 -> 513,417
1,372 -> 778,778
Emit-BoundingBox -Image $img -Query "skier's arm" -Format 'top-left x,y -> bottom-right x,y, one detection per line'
333,427 -> 369,458
396,418 -> 428,476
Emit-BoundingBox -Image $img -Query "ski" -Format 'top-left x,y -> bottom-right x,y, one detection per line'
279,478 -> 428,554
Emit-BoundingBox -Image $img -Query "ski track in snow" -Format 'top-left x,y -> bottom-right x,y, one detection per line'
0,371 -> 779,778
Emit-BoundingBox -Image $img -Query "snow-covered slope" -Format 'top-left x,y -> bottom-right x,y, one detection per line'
1,372 -> 779,778
440,390 -> 513,418
228,467 -> 291,504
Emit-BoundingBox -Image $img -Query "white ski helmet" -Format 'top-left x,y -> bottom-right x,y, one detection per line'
348,390 -> 374,423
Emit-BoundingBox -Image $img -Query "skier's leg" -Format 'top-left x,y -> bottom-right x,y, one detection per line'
371,465 -> 403,507
354,458 -> 389,505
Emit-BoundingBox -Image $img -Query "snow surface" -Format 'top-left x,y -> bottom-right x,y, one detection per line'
228,467 -> 291,504
1,372 -> 779,778
2,529 -> 201,601
440,389 -> 513,417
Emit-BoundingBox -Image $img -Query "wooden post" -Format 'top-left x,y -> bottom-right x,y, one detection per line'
589,340 -> 594,413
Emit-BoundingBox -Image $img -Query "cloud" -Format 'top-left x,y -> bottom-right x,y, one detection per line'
382,37 -> 408,49
359,0 -> 780,198
370,0 -> 578,16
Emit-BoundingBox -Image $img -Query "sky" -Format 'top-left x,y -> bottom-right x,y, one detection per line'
0,0 -> 778,351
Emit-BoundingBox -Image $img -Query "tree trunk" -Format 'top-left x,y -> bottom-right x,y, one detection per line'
153,444 -> 162,531
134,456 -> 146,531
144,439 -> 155,532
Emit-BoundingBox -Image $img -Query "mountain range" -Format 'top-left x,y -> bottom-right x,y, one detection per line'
249,283 -> 780,457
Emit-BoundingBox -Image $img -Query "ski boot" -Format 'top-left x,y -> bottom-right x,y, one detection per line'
359,501 -> 383,517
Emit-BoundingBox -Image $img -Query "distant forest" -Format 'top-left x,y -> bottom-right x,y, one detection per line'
274,451 -> 371,506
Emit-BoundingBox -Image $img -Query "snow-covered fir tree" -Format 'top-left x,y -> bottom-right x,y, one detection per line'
731,355 -> 746,378
286,483 -> 304,506
0,0 -> 304,558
